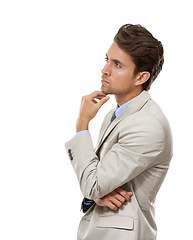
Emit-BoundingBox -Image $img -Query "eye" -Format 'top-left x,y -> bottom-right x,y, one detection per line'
105,56 -> 109,62
115,61 -> 121,68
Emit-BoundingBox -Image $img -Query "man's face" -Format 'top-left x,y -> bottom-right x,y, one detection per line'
101,42 -> 137,96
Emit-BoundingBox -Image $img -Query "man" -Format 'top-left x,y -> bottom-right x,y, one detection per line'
65,24 -> 173,240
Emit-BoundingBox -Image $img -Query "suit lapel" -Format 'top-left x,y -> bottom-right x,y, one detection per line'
95,109 -> 114,151
95,91 -> 151,153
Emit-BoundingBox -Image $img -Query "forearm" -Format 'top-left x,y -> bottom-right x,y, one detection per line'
65,132 -> 102,199
65,132 -> 135,199
65,120 -> 164,200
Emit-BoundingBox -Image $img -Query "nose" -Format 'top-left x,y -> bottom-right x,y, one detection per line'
101,62 -> 111,76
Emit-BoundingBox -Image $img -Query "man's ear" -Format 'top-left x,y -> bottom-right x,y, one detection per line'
135,71 -> 150,86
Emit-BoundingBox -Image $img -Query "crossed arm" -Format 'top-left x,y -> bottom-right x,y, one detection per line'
94,187 -> 133,210
76,91 -> 133,210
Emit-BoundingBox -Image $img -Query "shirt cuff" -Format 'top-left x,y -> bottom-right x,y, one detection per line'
75,130 -> 89,137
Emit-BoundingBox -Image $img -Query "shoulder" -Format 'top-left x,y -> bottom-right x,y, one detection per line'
119,99 -> 170,145
122,99 -> 167,130
142,98 -> 171,134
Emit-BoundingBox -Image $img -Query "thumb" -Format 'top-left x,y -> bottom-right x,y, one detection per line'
97,95 -> 110,109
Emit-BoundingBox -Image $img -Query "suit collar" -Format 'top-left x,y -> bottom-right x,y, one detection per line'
95,91 -> 151,151
114,90 -> 151,120
115,96 -> 136,118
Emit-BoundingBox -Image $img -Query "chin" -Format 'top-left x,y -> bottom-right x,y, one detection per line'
101,85 -> 110,95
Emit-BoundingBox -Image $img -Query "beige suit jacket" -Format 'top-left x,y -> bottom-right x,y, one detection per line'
65,91 -> 173,240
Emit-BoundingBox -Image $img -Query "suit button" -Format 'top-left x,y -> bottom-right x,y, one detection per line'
68,149 -> 73,160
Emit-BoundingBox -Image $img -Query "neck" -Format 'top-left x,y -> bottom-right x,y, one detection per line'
115,88 -> 143,106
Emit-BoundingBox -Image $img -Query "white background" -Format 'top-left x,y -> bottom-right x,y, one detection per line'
0,0 -> 192,239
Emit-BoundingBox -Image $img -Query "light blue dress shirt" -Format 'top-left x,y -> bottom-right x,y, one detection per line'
114,97 -> 135,118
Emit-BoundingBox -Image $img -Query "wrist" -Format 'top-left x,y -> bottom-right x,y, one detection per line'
76,118 -> 89,133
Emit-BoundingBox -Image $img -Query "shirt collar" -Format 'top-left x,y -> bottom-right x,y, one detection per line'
115,97 -> 136,118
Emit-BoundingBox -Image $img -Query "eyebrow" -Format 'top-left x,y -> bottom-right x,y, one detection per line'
106,54 -> 124,66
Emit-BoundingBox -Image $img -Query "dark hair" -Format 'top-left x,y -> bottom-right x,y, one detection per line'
114,24 -> 164,90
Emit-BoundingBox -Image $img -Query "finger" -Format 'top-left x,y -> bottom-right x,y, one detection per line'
92,95 -> 105,103
92,97 -> 106,104
92,100 -> 98,104
128,192 -> 133,197
106,201 -> 118,211
114,194 -> 126,203
123,192 -> 133,201
117,188 -> 128,198
96,96 -> 110,109
117,188 -> 132,201
89,90 -> 107,99
111,198 -> 124,208
123,193 -> 132,201
94,95 -> 107,100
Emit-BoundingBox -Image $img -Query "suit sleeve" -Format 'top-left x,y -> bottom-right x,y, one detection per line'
65,116 -> 165,200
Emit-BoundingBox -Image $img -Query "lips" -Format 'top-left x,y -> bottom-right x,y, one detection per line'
101,77 -> 110,85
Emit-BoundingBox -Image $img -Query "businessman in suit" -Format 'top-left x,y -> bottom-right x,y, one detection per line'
65,24 -> 173,240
